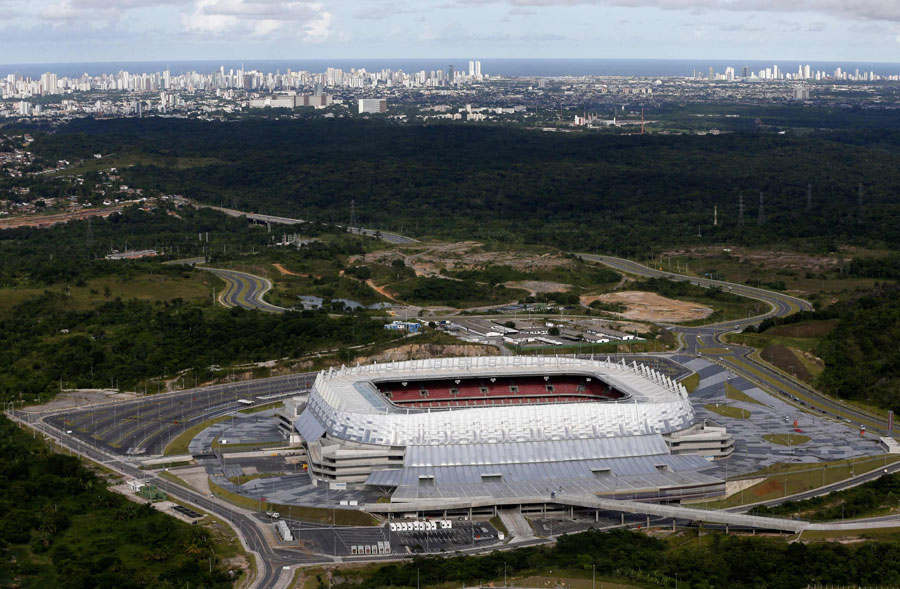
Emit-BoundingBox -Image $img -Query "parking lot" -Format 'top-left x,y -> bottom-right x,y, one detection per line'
282,520 -> 501,556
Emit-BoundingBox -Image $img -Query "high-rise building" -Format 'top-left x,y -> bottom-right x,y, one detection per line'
358,98 -> 387,114
468,60 -> 475,77
448,65 -> 455,85
708,66 -> 715,80
741,66 -> 750,78
474,61 -> 482,78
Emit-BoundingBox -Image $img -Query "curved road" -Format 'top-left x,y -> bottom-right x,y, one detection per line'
579,254 -> 892,435
204,268 -> 285,313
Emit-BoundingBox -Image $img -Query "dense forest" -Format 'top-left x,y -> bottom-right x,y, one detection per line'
0,205 -> 344,288
331,527 -> 900,589
0,203 -> 397,403
815,283 -> 900,413
0,294 -> 395,403
0,416 -> 233,588
26,117 -> 900,254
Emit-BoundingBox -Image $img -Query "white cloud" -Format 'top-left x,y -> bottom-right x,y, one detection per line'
181,0 -> 332,40
458,0 -> 900,22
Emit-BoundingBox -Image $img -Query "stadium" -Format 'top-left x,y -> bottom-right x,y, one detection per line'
282,356 -> 732,509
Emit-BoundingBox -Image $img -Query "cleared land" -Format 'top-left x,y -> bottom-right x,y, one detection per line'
0,272 -> 215,313
592,291 -> 712,322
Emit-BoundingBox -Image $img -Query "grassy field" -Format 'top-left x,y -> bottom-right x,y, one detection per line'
164,414 -> 231,456
703,404 -> 751,419
697,454 -> 900,509
725,382 -> 766,406
764,433 -> 811,446
208,478 -> 380,526
0,272 -> 216,314
681,372 -> 700,393
238,401 -> 283,414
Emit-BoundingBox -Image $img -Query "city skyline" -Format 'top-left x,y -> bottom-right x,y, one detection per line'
0,0 -> 898,64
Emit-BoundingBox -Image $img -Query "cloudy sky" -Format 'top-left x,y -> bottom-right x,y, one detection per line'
0,0 -> 898,64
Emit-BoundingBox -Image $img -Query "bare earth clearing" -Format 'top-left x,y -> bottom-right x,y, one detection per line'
357,241 -> 575,278
663,246 -> 841,273
503,280 -> 570,295
589,291 -> 713,322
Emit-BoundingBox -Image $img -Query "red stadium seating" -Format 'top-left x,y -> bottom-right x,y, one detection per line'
377,375 -> 623,408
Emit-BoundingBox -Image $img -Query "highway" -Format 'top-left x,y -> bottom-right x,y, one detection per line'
579,254 -> 893,435
44,373 -> 314,457
201,204 -> 418,245
204,267 -> 286,313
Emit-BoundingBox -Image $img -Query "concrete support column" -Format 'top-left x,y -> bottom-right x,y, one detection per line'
621,513 -> 625,526
595,510 -> 599,523
725,523 -> 729,534
646,515 -> 650,529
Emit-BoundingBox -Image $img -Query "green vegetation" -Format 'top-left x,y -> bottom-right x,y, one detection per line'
0,294 -> 395,404
164,415 -> 231,456
680,372 -> 700,394
238,400 -> 283,414
817,284 -> 900,413
699,455 -> 900,509
387,276 -> 528,307
703,404 -> 751,419
447,263 -> 621,290
0,416 -> 234,588
325,527 -> 900,589
725,382 -> 766,406
756,473 -> 900,522
488,515 -> 509,540
30,118 -> 900,254
763,433 -> 811,446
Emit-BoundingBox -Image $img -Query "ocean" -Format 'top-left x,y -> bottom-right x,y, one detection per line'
2,58 -> 900,78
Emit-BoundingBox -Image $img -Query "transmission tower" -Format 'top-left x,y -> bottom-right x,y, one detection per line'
806,184 -> 812,212
757,192 -> 765,225
349,199 -> 359,230
86,216 -> 93,248
738,193 -> 744,227
858,183 -> 864,210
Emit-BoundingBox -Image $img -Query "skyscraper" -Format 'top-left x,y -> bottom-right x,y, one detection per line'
468,60 -> 475,77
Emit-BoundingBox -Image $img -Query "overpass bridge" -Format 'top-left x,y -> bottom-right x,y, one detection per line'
364,494 -> 807,533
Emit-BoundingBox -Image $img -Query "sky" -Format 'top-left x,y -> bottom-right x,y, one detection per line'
0,0 -> 898,64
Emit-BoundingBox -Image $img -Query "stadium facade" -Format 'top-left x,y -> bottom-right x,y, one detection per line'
280,356 -> 731,506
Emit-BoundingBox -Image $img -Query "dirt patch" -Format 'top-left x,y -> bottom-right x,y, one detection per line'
354,343 -> 499,364
594,291 -> 712,322
760,345 -> 813,381
767,319 -> 837,338
362,241 -> 575,278
174,466 -> 214,495
503,280 -> 571,295
365,279 -> 402,303
272,263 -> 321,279
753,479 -> 784,497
